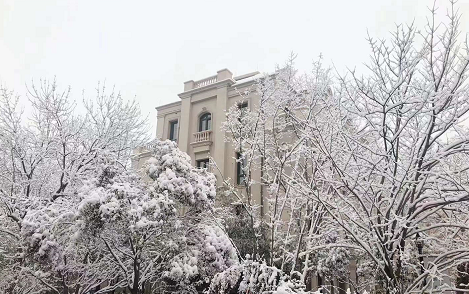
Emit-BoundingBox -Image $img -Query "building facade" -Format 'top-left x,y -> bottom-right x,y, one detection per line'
132,68 -> 264,204
131,68 -> 358,293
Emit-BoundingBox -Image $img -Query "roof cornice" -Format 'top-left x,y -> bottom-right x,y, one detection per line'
155,100 -> 181,111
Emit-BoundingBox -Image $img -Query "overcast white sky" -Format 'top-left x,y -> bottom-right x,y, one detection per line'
1,0 -> 468,136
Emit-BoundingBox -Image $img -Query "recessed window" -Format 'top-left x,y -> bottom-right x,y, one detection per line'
169,120 -> 178,142
196,158 -> 210,170
238,101 -> 248,110
199,113 -> 212,132
236,152 -> 247,185
238,101 -> 248,122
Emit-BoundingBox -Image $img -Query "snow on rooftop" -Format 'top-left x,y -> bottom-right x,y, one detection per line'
233,71 -> 260,81
232,72 -> 265,86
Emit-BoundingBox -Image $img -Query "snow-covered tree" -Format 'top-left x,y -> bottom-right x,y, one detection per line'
221,55 -> 346,292
2,135 -> 238,293
255,3 -> 469,294
318,3 -> 469,293
222,2 -> 469,293
0,80 -> 237,293
145,140 -> 238,293
0,80 -> 150,293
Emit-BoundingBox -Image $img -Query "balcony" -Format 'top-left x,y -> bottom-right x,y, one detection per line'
193,130 -> 212,143
191,130 -> 212,152
182,69 -> 233,92
194,75 -> 217,89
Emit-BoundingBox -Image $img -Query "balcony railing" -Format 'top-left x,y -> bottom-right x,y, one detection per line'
192,130 -> 212,144
195,75 -> 217,88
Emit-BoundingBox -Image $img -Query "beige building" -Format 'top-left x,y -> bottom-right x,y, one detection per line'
132,68 -> 264,204
131,69 -> 361,293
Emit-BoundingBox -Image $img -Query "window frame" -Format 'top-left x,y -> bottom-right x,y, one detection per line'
238,101 -> 249,110
199,112 -> 212,132
196,158 -> 210,170
236,152 -> 247,186
237,101 -> 249,122
168,119 -> 179,142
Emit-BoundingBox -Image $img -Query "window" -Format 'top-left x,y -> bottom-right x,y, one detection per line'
236,152 -> 247,185
238,101 -> 248,122
199,113 -> 212,132
196,158 -> 210,170
169,120 -> 178,142
238,101 -> 248,110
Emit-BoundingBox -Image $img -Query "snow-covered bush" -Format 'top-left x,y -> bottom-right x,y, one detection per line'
163,224 -> 239,293
146,139 -> 216,211
142,140 -> 238,293
316,232 -> 350,283
207,259 -> 309,294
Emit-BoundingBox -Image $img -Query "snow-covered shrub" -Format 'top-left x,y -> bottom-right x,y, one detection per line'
146,139 -> 216,210
207,259 -> 309,294
220,193 -> 271,262
194,225 -> 239,278
316,231 -> 350,283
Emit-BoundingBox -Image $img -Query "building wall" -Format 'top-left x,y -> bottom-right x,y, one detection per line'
130,69 -> 266,213
140,71 -> 253,175
131,68 -> 354,293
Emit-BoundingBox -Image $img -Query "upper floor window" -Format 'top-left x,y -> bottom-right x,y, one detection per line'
238,101 -> 248,121
199,113 -> 212,132
196,158 -> 210,170
169,120 -> 178,142
236,152 -> 247,186
238,101 -> 248,110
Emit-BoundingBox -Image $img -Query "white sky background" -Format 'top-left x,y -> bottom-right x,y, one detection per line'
1,0 -> 468,137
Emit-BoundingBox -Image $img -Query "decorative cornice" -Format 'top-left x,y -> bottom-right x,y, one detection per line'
190,140 -> 212,148
158,109 -> 180,116
155,100 -> 182,111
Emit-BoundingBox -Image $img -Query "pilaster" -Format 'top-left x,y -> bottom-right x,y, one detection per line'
178,97 -> 191,153
213,85 -> 228,184
156,115 -> 165,139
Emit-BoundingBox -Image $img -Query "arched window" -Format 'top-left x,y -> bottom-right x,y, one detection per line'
199,113 -> 211,132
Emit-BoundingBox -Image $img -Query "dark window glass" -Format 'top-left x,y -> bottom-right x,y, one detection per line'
196,158 -> 210,169
238,101 -> 248,122
199,113 -> 212,132
236,152 -> 246,185
238,101 -> 248,110
169,120 -> 178,141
